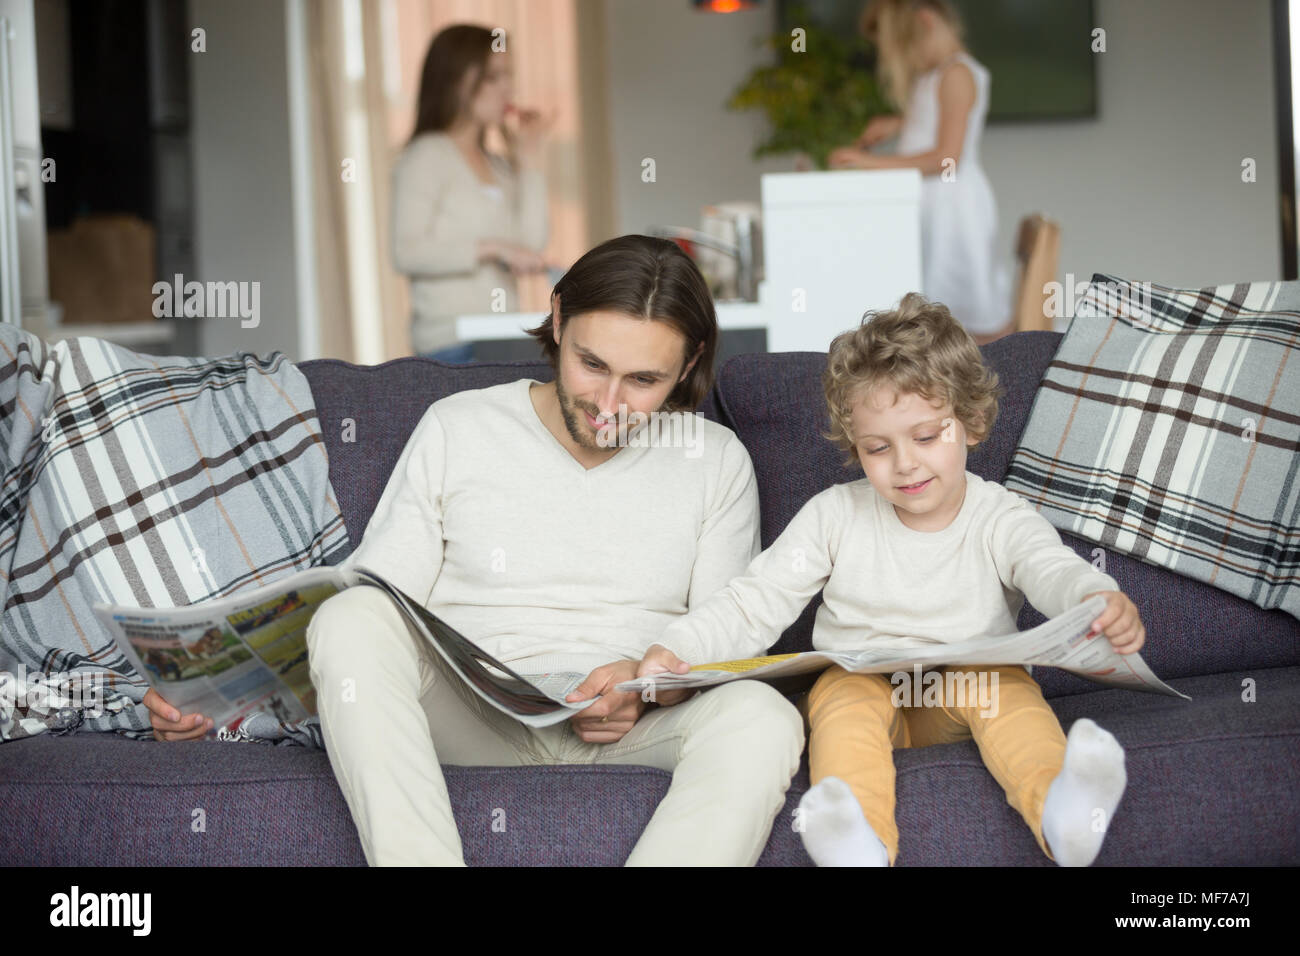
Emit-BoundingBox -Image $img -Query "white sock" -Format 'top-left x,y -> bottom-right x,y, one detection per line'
798,776 -> 890,867
1041,717 -> 1127,867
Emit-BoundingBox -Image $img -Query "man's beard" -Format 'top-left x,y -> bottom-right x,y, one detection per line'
554,373 -> 604,450
554,373 -> 657,451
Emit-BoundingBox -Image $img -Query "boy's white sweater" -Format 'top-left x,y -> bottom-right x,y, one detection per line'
342,378 -> 761,677
653,472 -> 1121,666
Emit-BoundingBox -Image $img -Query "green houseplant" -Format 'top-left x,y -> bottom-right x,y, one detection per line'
727,4 -> 890,170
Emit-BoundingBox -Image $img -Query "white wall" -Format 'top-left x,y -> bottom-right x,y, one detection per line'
184,0 -> 1282,357
603,0 -> 1282,329
603,0 -> 791,240
190,0 -> 299,359
982,0 -> 1280,299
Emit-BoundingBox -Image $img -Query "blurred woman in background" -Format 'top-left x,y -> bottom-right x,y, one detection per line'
831,0 -> 1013,345
392,24 -> 554,363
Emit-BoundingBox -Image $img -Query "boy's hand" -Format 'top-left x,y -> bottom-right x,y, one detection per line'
1081,591 -> 1146,654
634,644 -> 696,708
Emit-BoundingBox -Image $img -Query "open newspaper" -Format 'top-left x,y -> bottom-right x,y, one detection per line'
92,564 -> 598,733
615,594 -> 1190,700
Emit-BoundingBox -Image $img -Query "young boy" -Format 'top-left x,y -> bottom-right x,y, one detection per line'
647,294 -> 1143,866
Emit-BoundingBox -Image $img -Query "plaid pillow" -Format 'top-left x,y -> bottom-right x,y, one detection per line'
1003,273 -> 1300,621
1,325 -> 350,744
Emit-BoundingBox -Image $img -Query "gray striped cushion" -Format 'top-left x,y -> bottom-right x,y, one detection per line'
1004,273 -> 1300,620
0,325 -> 350,744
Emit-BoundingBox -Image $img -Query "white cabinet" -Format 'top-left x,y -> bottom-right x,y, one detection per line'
760,169 -> 922,353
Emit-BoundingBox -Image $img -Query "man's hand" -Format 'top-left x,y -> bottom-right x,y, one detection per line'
565,660 -> 648,744
1081,591 -> 1146,654
143,688 -> 212,742
634,644 -> 697,708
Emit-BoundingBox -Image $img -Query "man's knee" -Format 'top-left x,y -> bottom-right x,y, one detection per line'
695,680 -> 805,753
307,585 -> 411,674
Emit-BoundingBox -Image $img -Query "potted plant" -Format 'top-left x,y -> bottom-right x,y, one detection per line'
727,3 -> 889,170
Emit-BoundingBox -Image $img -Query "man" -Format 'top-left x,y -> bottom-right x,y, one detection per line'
304,235 -> 803,866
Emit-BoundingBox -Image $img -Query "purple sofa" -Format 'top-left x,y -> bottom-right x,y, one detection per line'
3,331 -> 1297,865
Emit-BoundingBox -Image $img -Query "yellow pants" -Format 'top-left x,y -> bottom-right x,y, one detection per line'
799,664 -> 1065,865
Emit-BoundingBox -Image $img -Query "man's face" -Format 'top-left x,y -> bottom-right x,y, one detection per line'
849,384 -> 978,531
552,309 -> 698,451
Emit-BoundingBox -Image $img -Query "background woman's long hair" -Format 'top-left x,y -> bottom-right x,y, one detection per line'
525,235 -> 719,413
410,24 -> 508,164
860,0 -> 966,111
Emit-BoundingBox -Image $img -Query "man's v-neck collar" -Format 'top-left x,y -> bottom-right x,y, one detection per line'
518,378 -> 647,477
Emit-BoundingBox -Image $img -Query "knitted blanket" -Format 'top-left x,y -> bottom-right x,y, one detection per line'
1,324 -> 349,747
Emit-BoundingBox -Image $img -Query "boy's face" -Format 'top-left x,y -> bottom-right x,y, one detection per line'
849,385 -> 978,533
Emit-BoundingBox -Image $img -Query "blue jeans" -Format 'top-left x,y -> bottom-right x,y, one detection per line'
423,342 -> 475,364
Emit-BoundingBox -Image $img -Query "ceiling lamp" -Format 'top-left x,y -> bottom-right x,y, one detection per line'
693,0 -> 761,11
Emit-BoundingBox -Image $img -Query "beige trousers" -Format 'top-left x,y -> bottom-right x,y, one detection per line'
306,585 -> 805,866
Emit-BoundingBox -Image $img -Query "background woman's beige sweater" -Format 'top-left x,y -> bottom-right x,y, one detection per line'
391,132 -> 549,354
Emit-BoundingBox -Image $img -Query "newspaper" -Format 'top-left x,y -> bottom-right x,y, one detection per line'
92,564 -> 598,733
615,594 -> 1190,700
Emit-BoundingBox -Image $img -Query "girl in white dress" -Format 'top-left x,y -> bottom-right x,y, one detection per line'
830,0 -> 1013,344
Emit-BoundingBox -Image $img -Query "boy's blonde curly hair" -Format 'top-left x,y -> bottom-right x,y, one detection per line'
822,293 -> 1005,471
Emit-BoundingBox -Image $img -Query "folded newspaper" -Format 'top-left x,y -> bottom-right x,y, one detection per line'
92,565 -> 599,733
615,594 -> 1190,700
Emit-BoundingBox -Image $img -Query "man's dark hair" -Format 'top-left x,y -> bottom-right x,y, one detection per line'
524,235 -> 719,412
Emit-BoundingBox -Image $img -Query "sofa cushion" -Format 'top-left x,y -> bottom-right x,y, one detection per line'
714,341 -> 1300,692
3,665 -> 1292,865
0,325 -> 348,743
1005,273 -> 1300,621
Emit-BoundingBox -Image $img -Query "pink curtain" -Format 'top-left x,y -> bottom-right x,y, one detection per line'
305,0 -> 612,362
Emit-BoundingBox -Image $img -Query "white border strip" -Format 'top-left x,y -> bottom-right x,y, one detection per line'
285,0 -> 320,359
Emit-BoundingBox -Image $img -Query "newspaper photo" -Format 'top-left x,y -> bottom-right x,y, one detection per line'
92,564 -> 598,733
615,594 -> 1191,700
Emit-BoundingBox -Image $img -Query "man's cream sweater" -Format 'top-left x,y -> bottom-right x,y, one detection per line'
391,132 -> 549,354
342,378 -> 761,677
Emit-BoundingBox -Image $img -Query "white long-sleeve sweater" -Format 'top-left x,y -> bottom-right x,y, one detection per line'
391,132 -> 549,354
652,472 -> 1121,667
342,378 -> 762,678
